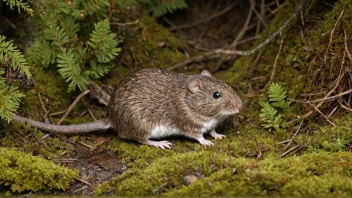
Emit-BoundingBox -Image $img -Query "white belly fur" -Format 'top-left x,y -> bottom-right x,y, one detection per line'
201,119 -> 218,133
150,119 -> 219,138
150,125 -> 181,139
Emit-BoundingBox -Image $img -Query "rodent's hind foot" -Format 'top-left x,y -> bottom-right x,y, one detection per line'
145,140 -> 173,149
196,136 -> 214,147
210,131 -> 226,140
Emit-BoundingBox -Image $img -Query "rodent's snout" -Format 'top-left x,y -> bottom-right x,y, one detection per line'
236,102 -> 243,111
226,100 -> 243,115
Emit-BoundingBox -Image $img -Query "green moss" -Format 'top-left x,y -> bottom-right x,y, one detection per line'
172,152 -> 352,196
96,150 -> 352,196
123,15 -> 188,69
98,109 -> 352,196
301,113 -> 352,153
20,65 -> 70,115
0,147 -> 78,192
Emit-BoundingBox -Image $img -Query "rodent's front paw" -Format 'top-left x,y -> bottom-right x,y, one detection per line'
145,140 -> 173,149
210,131 -> 226,140
198,138 -> 214,147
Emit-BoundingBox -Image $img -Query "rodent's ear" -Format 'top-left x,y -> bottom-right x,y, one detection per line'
188,78 -> 201,93
201,70 -> 212,77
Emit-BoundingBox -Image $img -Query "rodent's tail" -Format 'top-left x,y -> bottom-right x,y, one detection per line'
12,115 -> 111,134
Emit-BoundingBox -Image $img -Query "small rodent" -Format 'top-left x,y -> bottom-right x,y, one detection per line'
13,68 -> 243,149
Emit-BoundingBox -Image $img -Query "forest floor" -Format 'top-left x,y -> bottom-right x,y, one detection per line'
1,0 -> 352,196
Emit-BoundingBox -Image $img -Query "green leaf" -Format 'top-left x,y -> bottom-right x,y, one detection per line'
0,35 -> 31,122
268,82 -> 291,109
58,16 -> 80,38
57,48 -> 88,92
43,26 -> 70,48
81,0 -> 110,18
3,0 -> 34,15
88,19 -> 120,63
259,102 -> 282,129
150,0 -> 188,17
26,39 -> 58,67
0,35 -> 31,78
86,59 -> 113,79
0,82 -> 24,122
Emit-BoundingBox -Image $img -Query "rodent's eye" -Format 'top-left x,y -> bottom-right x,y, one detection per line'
213,92 -> 221,99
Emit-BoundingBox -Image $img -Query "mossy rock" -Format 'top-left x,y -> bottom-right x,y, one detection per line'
96,151 -> 352,196
0,148 -> 78,192
96,112 -> 352,196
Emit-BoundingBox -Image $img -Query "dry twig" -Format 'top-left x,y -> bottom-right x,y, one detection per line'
278,145 -> 301,159
110,18 -> 139,26
324,4 -> 346,65
75,178 -> 96,188
264,35 -> 283,89
214,0 -> 255,70
169,1 -> 239,31
168,0 -> 308,70
284,120 -> 304,150
288,29 -> 348,125
58,90 -> 90,125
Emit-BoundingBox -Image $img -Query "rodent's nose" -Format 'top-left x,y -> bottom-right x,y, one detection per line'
236,102 -> 243,111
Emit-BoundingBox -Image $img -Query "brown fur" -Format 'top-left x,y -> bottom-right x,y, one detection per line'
108,68 -> 242,143
14,68 -> 242,148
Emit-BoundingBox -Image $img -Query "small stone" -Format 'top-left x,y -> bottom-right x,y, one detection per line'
182,174 -> 198,186
157,41 -> 165,47
232,168 -> 237,174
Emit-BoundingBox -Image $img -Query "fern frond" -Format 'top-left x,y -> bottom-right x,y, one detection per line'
81,0 -> 110,18
43,26 -> 70,48
57,48 -> 87,92
88,19 -> 120,63
259,102 -> 282,129
0,35 -> 31,78
260,102 -> 277,119
86,60 -> 113,79
151,0 -> 188,17
116,0 -> 138,8
58,16 -> 80,38
26,39 -> 58,67
268,83 -> 286,102
4,0 -> 34,15
268,82 -> 291,109
0,82 -> 24,122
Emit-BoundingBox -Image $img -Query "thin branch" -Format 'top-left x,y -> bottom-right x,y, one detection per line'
255,0 -> 267,35
344,29 -> 352,62
328,105 -> 339,118
289,88 -> 352,103
219,0 -> 307,56
169,1 -> 240,31
264,35 -> 283,89
277,145 -> 301,159
324,4 -> 346,64
229,0 -> 255,49
75,178 -> 96,188
214,0 -> 255,71
168,0 -> 308,70
288,44 -> 347,125
167,52 -> 216,71
338,100 -> 352,112
58,90 -> 90,125
308,102 -> 336,127
110,18 -> 139,26
284,120 -> 304,150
